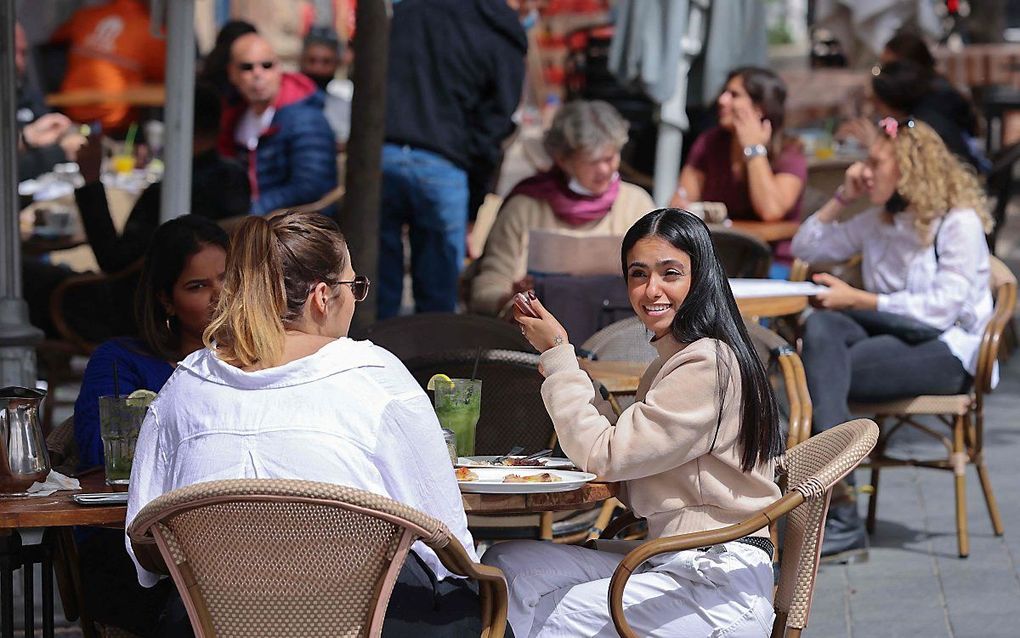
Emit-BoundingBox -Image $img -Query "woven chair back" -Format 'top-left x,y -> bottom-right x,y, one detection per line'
743,320 -> 811,448
710,227 -> 772,278
404,349 -> 554,455
358,313 -> 534,361
975,257 -> 1019,396
773,419 -> 879,633
128,479 -> 452,638
51,261 -> 143,352
581,317 -> 657,363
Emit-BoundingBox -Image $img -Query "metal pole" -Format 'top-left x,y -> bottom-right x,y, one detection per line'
159,0 -> 196,222
340,0 -> 389,332
0,1 -> 43,387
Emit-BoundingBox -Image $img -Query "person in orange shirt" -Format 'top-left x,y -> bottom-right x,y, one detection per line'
50,0 -> 166,131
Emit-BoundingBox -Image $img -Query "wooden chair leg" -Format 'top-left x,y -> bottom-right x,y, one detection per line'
866,465 -> 880,535
953,416 -> 970,558
539,512 -> 553,541
976,460 -> 1005,536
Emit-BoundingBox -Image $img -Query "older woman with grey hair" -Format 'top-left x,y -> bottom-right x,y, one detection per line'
470,100 -> 654,316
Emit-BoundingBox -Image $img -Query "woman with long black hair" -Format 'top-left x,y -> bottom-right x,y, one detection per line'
483,208 -> 784,637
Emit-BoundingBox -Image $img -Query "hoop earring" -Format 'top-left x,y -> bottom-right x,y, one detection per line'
165,316 -> 174,333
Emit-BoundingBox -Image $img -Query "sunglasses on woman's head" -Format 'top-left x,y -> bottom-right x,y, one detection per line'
238,61 -> 275,72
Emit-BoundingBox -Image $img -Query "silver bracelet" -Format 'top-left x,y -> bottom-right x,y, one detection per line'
742,144 -> 767,161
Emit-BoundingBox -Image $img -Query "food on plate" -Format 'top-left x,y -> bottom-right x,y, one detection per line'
459,456 -> 550,467
502,472 -> 562,484
497,457 -> 549,467
455,467 -> 478,482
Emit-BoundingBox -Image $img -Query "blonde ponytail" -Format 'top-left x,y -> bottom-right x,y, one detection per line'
204,216 -> 288,367
204,210 -> 349,369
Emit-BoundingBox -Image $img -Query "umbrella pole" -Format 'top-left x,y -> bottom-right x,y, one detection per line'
0,2 -> 43,387
652,60 -> 692,207
159,0 -> 195,222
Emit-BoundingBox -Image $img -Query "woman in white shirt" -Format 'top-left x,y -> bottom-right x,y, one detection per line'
791,118 -> 994,560
125,211 -> 483,637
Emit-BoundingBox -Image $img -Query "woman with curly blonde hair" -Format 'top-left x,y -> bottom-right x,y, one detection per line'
791,118 -> 995,560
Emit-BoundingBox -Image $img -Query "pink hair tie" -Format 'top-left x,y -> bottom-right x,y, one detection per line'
879,117 -> 899,139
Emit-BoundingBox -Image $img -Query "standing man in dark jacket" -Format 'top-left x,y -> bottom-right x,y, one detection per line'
219,33 -> 337,215
378,0 -> 527,318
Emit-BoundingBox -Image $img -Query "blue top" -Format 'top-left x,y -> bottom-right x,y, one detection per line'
73,338 -> 174,470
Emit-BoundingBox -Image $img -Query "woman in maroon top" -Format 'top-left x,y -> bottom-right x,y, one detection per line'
671,67 -> 807,227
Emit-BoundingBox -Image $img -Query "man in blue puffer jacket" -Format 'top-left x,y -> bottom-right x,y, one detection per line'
218,33 -> 338,215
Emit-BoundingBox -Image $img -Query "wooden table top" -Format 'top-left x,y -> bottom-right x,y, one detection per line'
580,359 -> 646,395
461,481 -> 616,515
1,471 -> 616,530
0,471 -> 126,530
736,294 -> 809,318
727,220 -> 802,243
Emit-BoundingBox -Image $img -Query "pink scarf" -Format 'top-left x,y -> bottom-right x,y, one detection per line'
506,168 -> 620,226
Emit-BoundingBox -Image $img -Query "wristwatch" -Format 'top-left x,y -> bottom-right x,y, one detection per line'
742,144 -> 767,161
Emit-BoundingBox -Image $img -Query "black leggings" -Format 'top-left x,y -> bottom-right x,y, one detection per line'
801,310 -> 971,436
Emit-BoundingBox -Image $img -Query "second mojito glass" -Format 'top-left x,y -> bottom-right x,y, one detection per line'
433,379 -> 481,457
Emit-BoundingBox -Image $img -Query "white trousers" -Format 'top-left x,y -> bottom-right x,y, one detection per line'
482,540 -> 774,638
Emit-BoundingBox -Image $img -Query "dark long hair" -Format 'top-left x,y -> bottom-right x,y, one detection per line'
135,215 -> 229,361
198,20 -> 257,97
723,66 -> 788,154
884,30 -> 936,73
620,209 -> 783,471
872,60 -> 929,114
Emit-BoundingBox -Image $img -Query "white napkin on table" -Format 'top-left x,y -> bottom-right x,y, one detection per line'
26,470 -> 81,497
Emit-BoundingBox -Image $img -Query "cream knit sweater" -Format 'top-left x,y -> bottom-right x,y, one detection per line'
469,182 -> 654,316
540,335 -> 781,540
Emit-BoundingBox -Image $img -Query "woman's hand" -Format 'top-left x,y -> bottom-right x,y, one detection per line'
514,294 -> 569,353
22,113 -> 72,148
836,117 -> 879,148
840,161 -> 872,203
812,273 -> 877,311
76,136 -> 104,184
732,102 -> 772,149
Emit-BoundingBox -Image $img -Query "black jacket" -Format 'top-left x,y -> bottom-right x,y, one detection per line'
17,84 -> 66,182
384,0 -> 526,179
76,149 -> 250,273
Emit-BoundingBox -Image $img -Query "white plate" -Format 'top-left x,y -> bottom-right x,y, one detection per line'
456,468 -> 596,494
457,456 -> 575,469
72,492 -> 129,506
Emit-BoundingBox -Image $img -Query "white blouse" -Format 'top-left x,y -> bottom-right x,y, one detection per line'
791,207 -> 996,384
125,338 -> 477,587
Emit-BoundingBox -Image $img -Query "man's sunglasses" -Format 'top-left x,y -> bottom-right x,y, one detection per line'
336,276 -> 371,302
238,61 -> 275,72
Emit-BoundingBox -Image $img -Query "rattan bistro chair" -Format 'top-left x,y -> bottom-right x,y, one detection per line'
603,419 -> 878,638
127,479 -> 508,638
850,256 -> 1017,558
744,320 -> 813,448
404,349 -> 554,456
357,313 -> 535,360
710,226 -> 772,278
581,317 -> 657,364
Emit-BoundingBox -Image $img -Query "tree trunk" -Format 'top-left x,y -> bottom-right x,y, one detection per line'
340,0 -> 389,333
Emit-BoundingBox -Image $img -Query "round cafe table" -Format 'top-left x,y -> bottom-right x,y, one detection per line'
461,481 -> 617,515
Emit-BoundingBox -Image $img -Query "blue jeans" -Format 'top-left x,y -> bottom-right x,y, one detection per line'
378,144 -> 468,318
